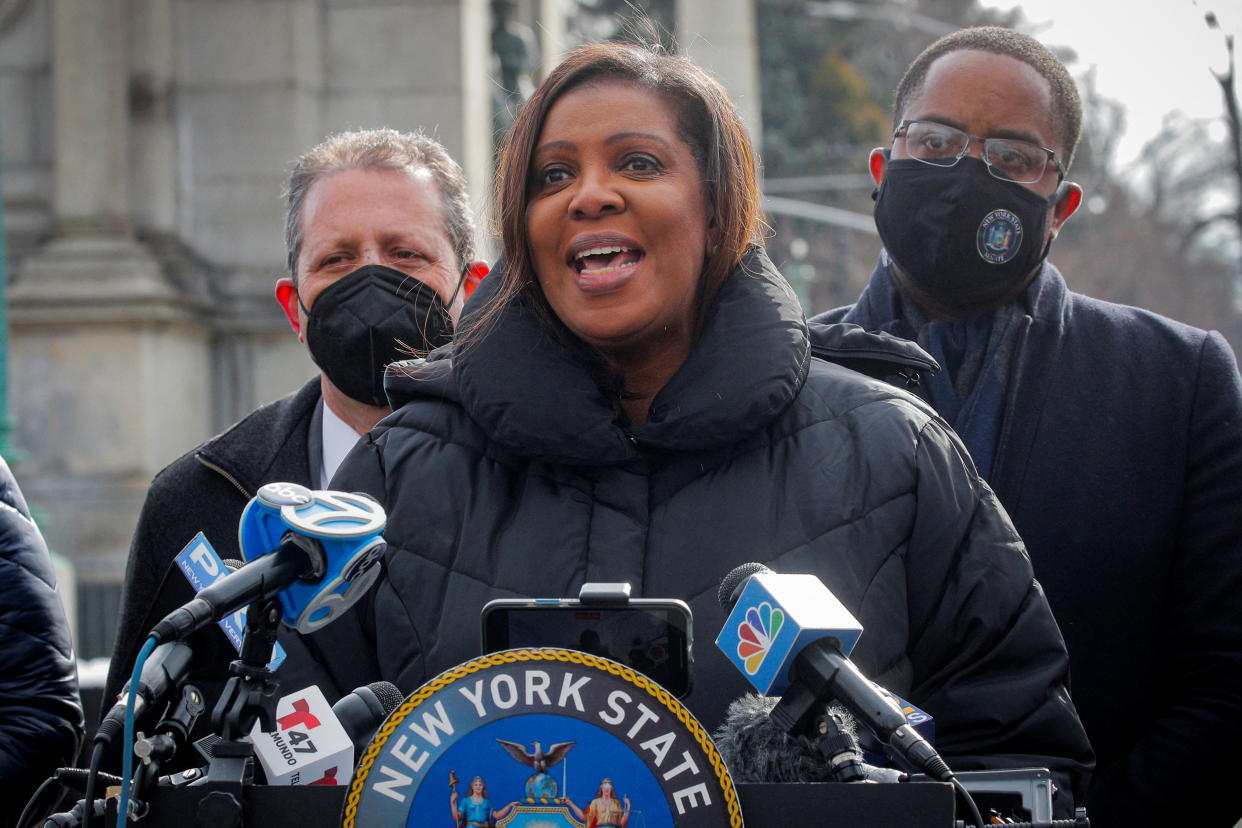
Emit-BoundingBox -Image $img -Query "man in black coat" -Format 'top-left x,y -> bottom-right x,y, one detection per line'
0,455 -> 83,826
813,27 -> 1242,826
104,128 -> 486,757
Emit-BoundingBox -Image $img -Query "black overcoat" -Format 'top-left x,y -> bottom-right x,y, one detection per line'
814,261 -> 1242,826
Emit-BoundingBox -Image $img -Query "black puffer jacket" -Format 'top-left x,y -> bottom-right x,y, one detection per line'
320,249 -> 1094,803
0,455 -> 83,825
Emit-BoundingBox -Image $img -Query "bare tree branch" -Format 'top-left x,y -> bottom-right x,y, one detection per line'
1209,24 -> 1242,245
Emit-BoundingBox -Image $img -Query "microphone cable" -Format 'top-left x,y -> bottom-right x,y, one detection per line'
16,776 -> 56,828
77,742 -> 105,828
118,635 -> 158,828
25,768 -> 128,828
952,776 -> 986,828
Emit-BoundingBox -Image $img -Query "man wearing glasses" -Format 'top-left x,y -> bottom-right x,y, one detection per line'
813,26 -> 1242,828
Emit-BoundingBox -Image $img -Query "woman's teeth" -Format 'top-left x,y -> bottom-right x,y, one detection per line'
573,246 -> 640,274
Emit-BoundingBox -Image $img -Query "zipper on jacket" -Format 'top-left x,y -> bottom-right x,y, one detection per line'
893,367 -> 922,388
811,344 -> 938,373
195,453 -> 253,500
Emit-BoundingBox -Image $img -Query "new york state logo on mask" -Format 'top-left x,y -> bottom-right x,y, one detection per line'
976,209 -> 1024,264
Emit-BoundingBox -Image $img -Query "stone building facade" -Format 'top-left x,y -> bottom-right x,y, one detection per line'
0,0 -> 758,658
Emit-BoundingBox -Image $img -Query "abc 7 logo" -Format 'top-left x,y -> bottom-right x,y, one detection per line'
282,490 -> 387,540
293,536 -> 386,634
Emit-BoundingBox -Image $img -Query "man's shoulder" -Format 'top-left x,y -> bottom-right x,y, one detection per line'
212,377 -> 321,445
1059,289 -> 1223,361
147,378 -> 321,501
809,303 -> 855,325
1064,288 -> 1203,334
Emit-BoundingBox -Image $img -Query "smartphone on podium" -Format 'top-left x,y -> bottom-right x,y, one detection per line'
481,590 -> 693,698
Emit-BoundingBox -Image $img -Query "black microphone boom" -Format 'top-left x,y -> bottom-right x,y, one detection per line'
149,532 -> 322,644
778,643 -> 952,781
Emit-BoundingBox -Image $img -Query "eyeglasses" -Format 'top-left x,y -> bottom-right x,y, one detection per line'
893,119 -> 1066,184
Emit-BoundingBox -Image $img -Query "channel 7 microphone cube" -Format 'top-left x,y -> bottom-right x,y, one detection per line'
715,572 -> 863,695
238,482 -> 387,634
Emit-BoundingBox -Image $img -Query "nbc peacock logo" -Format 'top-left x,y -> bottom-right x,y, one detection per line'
736,601 -> 784,675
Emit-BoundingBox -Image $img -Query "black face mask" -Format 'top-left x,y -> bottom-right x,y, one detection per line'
874,156 -> 1062,319
301,264 -> 454,407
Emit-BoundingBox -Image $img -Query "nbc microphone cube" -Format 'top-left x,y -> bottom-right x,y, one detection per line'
715,572 -> 863,696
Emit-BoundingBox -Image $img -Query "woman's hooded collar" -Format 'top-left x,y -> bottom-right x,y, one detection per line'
386,246 -> 810,466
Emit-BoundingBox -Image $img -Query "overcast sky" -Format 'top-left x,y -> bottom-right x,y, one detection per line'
989,0 -> 1240,165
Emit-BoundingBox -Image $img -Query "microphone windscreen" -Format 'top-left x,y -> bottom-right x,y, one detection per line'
332,680 -> 405,755
713,694 -> 903,784
366,680 -> 404,717
718,562 -> 771,610
713,693 -> 847,783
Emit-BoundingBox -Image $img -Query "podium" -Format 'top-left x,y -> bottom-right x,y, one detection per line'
740,782 -> 953,826
103,781 -> 955,827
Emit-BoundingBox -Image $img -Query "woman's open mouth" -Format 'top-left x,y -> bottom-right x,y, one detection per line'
570,244 -> 645,293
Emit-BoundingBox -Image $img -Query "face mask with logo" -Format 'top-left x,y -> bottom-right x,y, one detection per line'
873,156 -> 1063,318
301,264 -> 455,407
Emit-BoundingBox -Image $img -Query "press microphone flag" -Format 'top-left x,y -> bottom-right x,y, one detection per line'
252,681 -> 405,787
238,483 -> 387,634
173,533 -> 286,668
715,570 -> 862,695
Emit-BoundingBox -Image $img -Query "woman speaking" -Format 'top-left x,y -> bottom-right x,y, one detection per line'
322,42 -> 1092,799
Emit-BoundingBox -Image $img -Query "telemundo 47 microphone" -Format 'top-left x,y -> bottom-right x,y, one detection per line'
149,482 -> 387,643
715,562 -> 953,782
247,680 -> 405,787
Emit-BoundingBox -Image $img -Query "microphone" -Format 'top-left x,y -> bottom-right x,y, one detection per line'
169,537 -> 287,668
251,681 -> 403,786
93,641 -> 195,749
332,680 -> 405,755
150,483 -> 387,643
715,563 -> 953,782
712,693 -> 904,784
856,691 -> 936,767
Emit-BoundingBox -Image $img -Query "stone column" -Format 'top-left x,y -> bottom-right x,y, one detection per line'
320,0 -> 493,260
18,0 -> 174,299
676,0 -> 762,149
539,0 -> 567,77
11,0 -> 210,585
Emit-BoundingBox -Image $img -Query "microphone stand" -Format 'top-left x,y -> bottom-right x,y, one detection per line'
42,665 -> 202,827
769,682 -> 867,783
197,595 -> 285,822
124,685 -> 207,820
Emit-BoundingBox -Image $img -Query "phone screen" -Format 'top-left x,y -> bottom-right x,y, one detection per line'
482,604 -> 692,698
